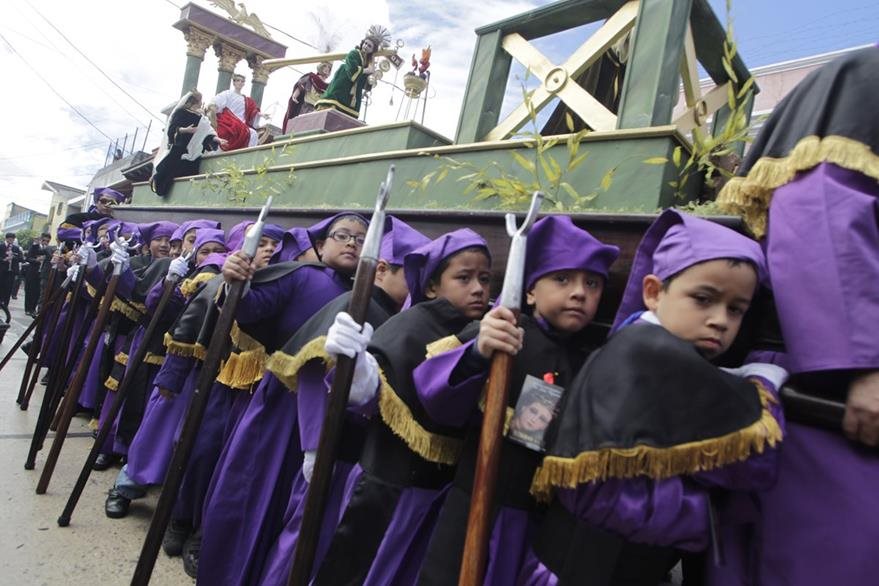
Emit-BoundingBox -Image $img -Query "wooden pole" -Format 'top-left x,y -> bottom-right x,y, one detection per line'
130,199 -> 274,586
36,260 -> 123,494
58,274 -> 181,526
19,270 -> 66,410
459,192 -> 543,586
288,166 -> 394,586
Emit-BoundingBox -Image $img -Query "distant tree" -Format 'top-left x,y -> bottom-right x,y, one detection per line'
16,228 -> 38,249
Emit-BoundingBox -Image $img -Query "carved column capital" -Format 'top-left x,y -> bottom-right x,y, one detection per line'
214,42 -> 246,73
183,27 -> 214,58
247,55 -> 270,85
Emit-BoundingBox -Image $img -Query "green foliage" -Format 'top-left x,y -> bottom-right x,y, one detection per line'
407,75 -> 615,211
202,144 -> 296,204
16,229 -> 39,249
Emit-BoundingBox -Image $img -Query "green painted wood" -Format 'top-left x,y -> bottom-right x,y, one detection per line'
455,30 -> 512,144
475,0 -> 623,40
181,54 -> 203,97
197,122 -> 452,175
690,0 -> 754,88
132,132 -> 692,213
251,81 -> 266,108
616,0 -> 692,129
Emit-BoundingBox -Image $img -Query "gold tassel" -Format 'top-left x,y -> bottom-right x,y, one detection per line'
110,297 -> 145,322
216,346 -> 268,390
163,332 -> 207,360
718,135 -> 879,238
144,352 -> 165,365
114,352 -> 128,366
104,375 -> 119,391
377,370 -> 463,466
265,336 -> 334,392
180,272 -> 217,298
86,283 -> 98,299
425,334 -> 463,359
530,381 -> 784,501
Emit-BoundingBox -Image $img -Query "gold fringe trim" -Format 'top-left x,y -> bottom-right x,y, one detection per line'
717,135 -> 879,238
86,282 -> 98,299
114,352 -> 128,366
105,375 -> 119,391
180,272 -> 217,298
424,334 -> 464,359
111,297 -> 145,322
530,382 -> 784,501
377,370 -> 463,466
216,347 -> 268,390
163,332 -> 207,360
144,352 -> 165,365
230,322 -> 264,352
265,336 -> 333,392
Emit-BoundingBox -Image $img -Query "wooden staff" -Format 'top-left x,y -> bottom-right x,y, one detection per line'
131,198 -> 274,586
8,266 -> 60,402
24,259 -> 89,471
58,265 -> 185,526
36,249 -> 127,494
20,268 -> 69,410
459,191 -> 543,586
3,266 -> 60,378
288,166 -> 394,586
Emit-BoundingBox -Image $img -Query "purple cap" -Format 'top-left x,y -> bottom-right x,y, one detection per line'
193,228 -> 227,255
171,219 -> 222,243
263,223 -> 285,243
83,217 -> 116,244
611,209 -> 767,331
226,221 -> 251,252
57,223 -> 83,243
198,252 -> 229,269
403,228 -> 489,305
109,221 -> 140,242
379,216 -> 431,266
138,221 -> 179,244
305,212 -> 369,249
93,187 -> 126,204
524,215 -> 620,291
279,227 -> 313,261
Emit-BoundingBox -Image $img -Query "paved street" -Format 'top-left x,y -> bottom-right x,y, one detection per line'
0,296 -> 190,585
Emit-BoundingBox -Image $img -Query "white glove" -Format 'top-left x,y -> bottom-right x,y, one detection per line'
721,363 -> 789,390
66,264 -> 80,281
77,246 -> 97,269
167,255 -> 190,280
325,312 -> 374,359
324,312 -> 380,406
302,450 -> 316,483
109,240 -> 130,270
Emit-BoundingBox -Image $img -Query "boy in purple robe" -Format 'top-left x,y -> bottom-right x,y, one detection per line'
716,45 -> 879,586
311,228 -> 492,586
104,228 -> 228,518
523,210 -> 788,585
255,216 -> 430,585
197,213 -> 368,586
413,216 -> 620,585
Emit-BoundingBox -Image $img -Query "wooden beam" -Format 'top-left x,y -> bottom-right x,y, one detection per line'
673,81 -> 731,133
679,24 -> 700,108
562,0 -> 639,79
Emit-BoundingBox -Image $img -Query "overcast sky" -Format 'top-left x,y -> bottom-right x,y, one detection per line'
1,0 -> 876,216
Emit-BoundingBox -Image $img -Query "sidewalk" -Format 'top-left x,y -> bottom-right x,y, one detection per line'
0,297 -> 190,585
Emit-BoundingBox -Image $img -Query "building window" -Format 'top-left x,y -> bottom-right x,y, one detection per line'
56,202 -> 64,216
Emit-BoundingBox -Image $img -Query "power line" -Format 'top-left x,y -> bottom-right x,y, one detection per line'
0,141 -> 109,161
0,31 -> 113,140
24,1 -> 165,123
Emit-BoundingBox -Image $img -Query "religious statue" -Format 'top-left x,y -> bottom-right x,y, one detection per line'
314,25 -> 391,118
207,0 -> 272,38
282,61 -> 332,132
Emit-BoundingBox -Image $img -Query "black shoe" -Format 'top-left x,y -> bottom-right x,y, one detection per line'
163,520 -> 192,557
40,374 -> 49,385
93,453 -> 121,471
20,340 -> 32,355
104,488 -> 130,519
182,530 -> 202,578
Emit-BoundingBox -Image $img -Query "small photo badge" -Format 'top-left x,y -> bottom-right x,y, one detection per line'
508,374 -> 564,452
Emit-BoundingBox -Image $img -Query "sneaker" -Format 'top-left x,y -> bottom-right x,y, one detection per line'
162,520 -> 192,557
182,530 -> 202,578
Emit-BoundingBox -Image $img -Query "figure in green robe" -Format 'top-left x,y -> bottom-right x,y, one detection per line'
315,37 -> 378,118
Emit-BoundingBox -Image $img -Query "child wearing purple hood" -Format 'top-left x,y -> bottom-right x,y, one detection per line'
522,210 -> 788,585
413,215 -> 620,585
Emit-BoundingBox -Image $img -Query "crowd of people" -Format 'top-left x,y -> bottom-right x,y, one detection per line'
18,46 -> 878,586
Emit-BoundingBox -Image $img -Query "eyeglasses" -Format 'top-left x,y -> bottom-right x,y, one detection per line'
328,231 -> 365,247
98,198 -> 117,206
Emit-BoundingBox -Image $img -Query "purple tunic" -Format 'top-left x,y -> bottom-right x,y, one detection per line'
124,354 -> 197,486
726,163 -> 879,585
198,266 -> 349,586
